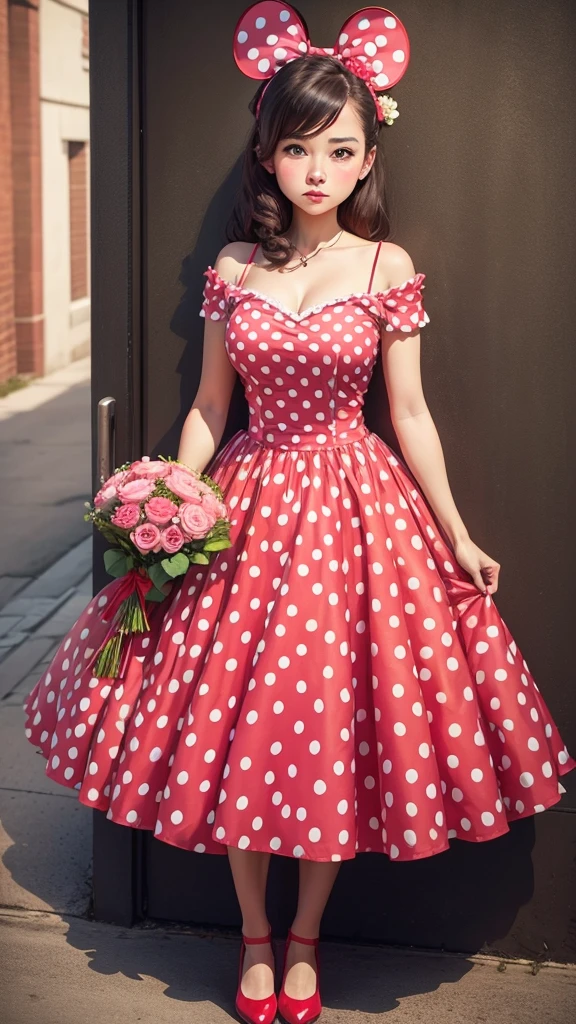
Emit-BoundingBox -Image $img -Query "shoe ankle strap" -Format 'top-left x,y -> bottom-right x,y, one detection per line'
242,930 -> 272,944
287,929 -> 319,946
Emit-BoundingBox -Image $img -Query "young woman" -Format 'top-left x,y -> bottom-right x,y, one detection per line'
24,5 -> 575,1024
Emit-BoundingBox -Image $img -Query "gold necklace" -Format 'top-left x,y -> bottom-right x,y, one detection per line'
284,229 -> 344,272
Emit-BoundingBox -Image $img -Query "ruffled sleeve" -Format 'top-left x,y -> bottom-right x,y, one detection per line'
199,266 -> 228,321
377,272 -> 430,333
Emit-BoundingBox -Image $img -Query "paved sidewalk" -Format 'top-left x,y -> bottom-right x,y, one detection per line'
0,355 -> 91,599
0,357 -> 95,922
0,537 -> 92,699
1,909 -> 575,1024
0,356 -> 91,422
0,540 -> 94,918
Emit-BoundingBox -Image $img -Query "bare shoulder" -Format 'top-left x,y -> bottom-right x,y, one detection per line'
213,241 -> 256,286
373,242 -> 417,292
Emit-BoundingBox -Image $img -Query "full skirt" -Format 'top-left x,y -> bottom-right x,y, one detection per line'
23,429 -> 576,862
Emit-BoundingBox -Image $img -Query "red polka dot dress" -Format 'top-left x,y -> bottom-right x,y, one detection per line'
23,242 -> 576,863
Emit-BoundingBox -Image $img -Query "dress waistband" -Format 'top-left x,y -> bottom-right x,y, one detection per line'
246,423 -> 371,452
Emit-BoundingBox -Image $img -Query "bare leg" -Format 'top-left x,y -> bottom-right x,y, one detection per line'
227,847 -> 275,999
283,860 -> 341,999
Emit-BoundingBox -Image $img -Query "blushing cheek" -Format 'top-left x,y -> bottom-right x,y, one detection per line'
334,162 -> 362,196
338,163 -> 361,183
277,163 -> 301,193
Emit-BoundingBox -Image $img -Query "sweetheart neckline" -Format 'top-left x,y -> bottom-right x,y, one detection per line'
206,266 -> 425,322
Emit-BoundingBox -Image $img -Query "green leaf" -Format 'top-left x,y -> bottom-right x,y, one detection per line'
203,538 -> 232,551
145,585 -> 167,603
190,551 -> 210,565
103,548 -> 129,578
160,552 -> 190,577
148,562 -> 172,590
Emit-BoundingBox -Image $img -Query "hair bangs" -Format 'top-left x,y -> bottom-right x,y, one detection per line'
264,64 -> 349,152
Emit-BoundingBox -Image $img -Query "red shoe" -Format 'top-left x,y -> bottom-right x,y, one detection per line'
235,927 -> 277,1024
277,929 -> 322,1024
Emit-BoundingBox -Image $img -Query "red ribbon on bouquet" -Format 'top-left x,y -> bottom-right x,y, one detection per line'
93,568 -> 155,679
101,568 -> 154,626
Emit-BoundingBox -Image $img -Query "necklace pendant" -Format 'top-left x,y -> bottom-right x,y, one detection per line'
302,258 -> 308,267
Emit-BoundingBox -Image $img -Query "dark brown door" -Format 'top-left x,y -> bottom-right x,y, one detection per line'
90,0 -> 576,960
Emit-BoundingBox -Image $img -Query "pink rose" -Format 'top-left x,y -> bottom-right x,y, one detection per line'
101,468 -> 130,491
171,460 -> 197,477
130,522 -> 161,552
130,457 -> 171,480
201,489 -> 225,520
179,502 -> 215,539
160,524 -> 185,553
111,503 -> 141,529
117,477 -> 155,503
195,478 -> 213,495
94,484 -> 117,508
165,467 -> 203,503
144,496 -> 178,525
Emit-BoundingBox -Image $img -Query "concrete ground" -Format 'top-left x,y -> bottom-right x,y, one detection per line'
1,909 -> 575,1024
1,357 -> 575,1023
0,356 -> 91,595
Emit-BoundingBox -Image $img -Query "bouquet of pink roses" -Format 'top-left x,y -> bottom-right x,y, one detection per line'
84,455 -> 232,678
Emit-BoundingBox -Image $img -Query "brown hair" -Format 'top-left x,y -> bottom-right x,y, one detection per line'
226,54 -> 392,267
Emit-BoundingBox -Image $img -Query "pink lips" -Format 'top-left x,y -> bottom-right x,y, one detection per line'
304,191 -> 328,197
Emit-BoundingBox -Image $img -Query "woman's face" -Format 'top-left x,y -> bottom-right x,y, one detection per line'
260,99 -> 376,216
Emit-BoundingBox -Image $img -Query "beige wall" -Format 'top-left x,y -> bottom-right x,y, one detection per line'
40,0 -> 90,374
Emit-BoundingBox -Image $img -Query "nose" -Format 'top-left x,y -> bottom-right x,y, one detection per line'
306,165 -> 326,185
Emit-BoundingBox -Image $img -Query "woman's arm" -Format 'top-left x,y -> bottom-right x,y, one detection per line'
177,249 -> 241,472
377,246 -> 500,595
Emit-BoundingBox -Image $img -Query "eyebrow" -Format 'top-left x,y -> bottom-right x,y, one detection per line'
327,136 -> 359,143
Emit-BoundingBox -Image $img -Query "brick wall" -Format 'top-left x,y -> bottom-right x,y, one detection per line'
69,140 -> 88,301
9,0 -> 44,376
0,0 -> 17,382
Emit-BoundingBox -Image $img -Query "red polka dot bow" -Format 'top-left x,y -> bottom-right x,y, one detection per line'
233,2 -> 411,124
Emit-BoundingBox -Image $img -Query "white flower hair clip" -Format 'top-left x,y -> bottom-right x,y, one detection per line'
376,94 -> 399,126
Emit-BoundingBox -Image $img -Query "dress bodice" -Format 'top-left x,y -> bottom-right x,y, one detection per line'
200,266 -> 430,451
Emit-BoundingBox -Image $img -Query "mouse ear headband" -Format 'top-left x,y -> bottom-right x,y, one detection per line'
233,2 -> 411,125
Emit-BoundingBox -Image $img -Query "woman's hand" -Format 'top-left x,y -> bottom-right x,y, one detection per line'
453,536 -> 501,596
